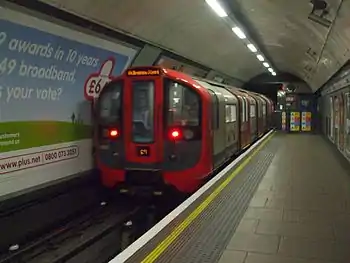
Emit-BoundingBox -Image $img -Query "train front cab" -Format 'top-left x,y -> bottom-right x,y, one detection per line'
95,67 -> 212,194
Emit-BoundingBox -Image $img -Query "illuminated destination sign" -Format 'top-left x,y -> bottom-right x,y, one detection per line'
126,68 -> 161,77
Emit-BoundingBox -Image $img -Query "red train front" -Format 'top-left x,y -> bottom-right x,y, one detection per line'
94,66 -> 212,195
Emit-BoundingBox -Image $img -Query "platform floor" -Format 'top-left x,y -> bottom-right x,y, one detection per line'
219,133 -> 350,263
125,132 -> 350,263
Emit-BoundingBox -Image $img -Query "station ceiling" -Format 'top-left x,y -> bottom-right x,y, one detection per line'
39,0 -> 349,91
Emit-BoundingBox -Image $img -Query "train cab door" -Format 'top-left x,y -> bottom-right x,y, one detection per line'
123,76 -> 164,170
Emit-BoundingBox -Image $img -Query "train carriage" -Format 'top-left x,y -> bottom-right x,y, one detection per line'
260,94 -> 274,129
193,80 -> 240,169
94,66 -> 273,195
244,91 -> 258,142
246,91 -> 268,138
220,87 -> 251,150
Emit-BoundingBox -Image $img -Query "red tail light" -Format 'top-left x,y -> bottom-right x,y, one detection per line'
109,129 -> 119,138
169,129 -> 181,140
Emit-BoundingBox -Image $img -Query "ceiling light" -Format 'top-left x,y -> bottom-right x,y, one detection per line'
263,62 -> 270,68
271,72 -> 277,76
247,43 -> 257,53
268,68 -> 274,73
257,54 -> 264,61
205,0 -> 228,17
232,26 -> 246,39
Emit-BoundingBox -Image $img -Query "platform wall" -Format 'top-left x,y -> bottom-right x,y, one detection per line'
320,64 -> 350,161
0,4 -> 138,198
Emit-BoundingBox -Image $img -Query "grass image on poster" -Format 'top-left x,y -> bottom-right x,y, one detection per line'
0,121 -> 91,152
0,17 -> 134,153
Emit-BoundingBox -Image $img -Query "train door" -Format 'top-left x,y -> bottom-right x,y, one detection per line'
345,92 -> 350,157
339,94 -> 345,151
254,96 -> 261,138
239,96 -> 249,149
124,76 -> 163,168
259,95 -> 270,130
249,98 -> 257,141
207,88 -> 226,167
334,96 -> 339,146
261,99 -> 267,134
243,96 -> 252,145
252,96 -> 261,136
329,96 -> 334,140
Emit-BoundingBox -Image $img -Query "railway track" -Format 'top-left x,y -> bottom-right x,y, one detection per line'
0,200 -> 142,263
0,175 -> 103,255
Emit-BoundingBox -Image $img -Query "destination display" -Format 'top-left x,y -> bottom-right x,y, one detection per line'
126,68 -> 161,77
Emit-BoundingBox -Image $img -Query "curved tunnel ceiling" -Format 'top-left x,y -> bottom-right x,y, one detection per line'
39,0 -> 350,91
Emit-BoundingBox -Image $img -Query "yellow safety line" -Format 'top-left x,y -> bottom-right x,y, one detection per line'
141,132 -> 275,263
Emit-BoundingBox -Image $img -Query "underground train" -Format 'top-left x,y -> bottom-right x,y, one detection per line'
94,66 -> 274,195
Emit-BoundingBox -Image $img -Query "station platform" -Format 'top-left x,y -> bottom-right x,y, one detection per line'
116,132 -> 350,263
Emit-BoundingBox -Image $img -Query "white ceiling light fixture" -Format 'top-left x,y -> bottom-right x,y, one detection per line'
257,54 -> 264,61
247,43 -> 257,53
205,0 -> 228,18
232,26 -> 246,39
204,1 -> 278,77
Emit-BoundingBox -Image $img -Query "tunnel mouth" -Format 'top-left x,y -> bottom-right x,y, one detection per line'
243,72 -> 313,103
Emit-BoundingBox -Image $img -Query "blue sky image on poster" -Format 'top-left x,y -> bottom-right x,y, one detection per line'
0,19 -> 131,122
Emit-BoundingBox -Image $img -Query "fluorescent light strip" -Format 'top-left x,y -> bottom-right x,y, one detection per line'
272,72 -> 277,76
247,43 -> 257,53
204,3 -> 274,75
205,0 -> 228,17
232,26 -> 246,39
257,54 -> 264,61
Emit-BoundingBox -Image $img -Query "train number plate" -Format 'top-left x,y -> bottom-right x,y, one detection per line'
137,146 -> 150,157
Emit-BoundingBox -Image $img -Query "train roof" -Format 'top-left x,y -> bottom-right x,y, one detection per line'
122,66 -> 273,103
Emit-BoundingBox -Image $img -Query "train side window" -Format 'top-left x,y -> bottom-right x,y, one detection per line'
164,79 -> 201,127
208,90 -> 219,129
231,105 -> 237,122
262,102 -> 267,116
250,104 -> 256,117
225,104 -> 237,123
225,105 -> 231,123
259,102 -> 262,117
97,80 -> 122,122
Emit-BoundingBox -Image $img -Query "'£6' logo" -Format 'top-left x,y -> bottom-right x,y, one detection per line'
84,58 -> 115,100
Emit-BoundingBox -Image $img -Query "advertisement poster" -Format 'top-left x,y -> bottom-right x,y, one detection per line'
301,112 -> 312,132
0,7 -> 137,195
290,111 -> 300,131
